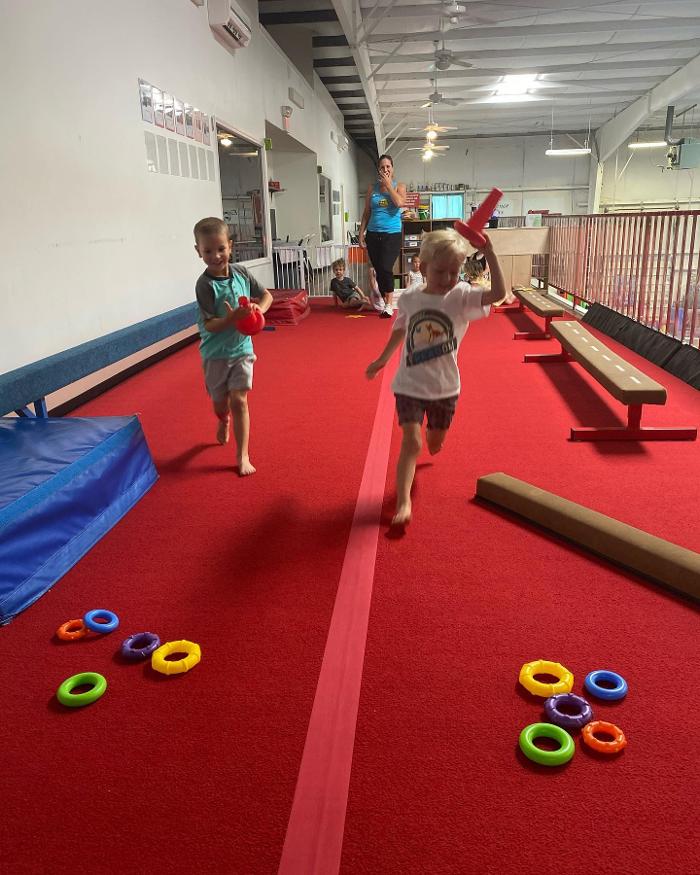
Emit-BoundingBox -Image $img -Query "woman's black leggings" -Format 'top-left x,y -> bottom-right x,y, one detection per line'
365,231 -> 402,297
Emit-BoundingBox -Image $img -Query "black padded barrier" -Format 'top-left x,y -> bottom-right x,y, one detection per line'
582,303 -> 700,390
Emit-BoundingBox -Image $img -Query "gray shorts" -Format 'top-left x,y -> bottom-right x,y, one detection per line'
395,393 -> 459,431
203,355 -> 256,401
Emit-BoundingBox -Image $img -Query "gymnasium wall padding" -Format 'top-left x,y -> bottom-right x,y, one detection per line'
0,303 -> 197,415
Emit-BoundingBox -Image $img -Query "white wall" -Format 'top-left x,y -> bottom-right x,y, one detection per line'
266,152 -> 319,242
0,0 -> 367,373
384,135 -> 590,216
600,138 -> 700,211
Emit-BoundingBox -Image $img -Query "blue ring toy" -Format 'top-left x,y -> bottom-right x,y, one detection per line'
120,632 -> 160,661
584,669 -> 628,701
84,609 -> 120,634
544,693 -> 593,729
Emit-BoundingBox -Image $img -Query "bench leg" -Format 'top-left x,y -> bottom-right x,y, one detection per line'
514,314 -> 553,340
524,343 -> 572,364
494,301 -> 522,313
15,398 -> 48,418
571,404 -> 698,442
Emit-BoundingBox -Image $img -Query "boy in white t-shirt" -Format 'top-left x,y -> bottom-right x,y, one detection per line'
366,228 -> 506,526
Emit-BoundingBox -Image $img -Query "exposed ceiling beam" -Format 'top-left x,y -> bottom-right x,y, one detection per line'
358,0 -> 698,16
368,17 -> 700,45
330,0 -> 386,153
373,61 -> 682,81
596,51 -> 700,162
369,39 -> 700,66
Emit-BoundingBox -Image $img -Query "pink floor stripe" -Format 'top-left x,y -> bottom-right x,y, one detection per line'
278,367 -> 396,875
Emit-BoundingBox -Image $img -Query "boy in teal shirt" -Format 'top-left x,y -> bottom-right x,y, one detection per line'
194,217 -> 272,475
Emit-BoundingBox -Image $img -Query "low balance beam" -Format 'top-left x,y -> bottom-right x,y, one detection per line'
475,472 -> 700,601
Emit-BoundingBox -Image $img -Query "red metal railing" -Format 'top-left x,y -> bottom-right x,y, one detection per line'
539,211 -> 700,348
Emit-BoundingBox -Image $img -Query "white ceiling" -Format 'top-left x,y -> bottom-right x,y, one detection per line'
259,0 -> 700,150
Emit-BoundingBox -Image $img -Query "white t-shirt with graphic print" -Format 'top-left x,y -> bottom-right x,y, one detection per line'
391,283 -> 490,400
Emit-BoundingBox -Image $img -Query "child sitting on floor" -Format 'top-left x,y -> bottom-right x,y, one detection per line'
462,252 -> 517,305
330,258 -> 371,309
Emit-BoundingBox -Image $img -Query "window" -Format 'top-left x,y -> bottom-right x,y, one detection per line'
431,193 -> 464,220
217,125 -> 267,261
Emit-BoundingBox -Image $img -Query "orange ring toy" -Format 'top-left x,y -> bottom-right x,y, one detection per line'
582,720 -> 627,754
56,619 -> 88,641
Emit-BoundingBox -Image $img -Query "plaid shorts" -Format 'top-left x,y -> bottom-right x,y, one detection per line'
395,393 -> 459,430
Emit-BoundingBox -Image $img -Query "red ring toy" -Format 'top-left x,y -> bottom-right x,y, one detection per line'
582,720 -> 627,754
56,619 -> 88,641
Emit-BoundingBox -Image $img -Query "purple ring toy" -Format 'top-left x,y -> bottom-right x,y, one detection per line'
544,692 -> 593,730
120,632 -> 161,661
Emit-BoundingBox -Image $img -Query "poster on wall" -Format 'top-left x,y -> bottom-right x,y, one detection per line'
163,93 -> 175,132
152,86 -> 165,127
174,98 -> 185,136
185,103 -> 194,138
193,109 -> 203,143
139,79 -> 154,123
202,114 -> 211,146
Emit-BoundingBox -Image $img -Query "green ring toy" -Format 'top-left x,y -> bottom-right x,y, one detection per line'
519,722 -> 575,767
56,672 -> 107,708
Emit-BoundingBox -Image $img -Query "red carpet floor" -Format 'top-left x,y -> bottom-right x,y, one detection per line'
342,307 -> 700,875
2,300 -> 699,874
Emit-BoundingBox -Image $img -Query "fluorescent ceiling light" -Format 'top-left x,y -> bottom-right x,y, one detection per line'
497,73 -> 538,95
545,147 -> 592,156
628,141 -> 668,150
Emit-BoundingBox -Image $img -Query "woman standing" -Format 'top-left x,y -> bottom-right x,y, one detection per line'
359,154 -> 406,318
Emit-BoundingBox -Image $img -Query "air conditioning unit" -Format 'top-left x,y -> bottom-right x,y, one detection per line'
208,0 -> 252,50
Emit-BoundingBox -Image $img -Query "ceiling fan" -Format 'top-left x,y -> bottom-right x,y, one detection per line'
421,75 -> 466,109
429,40 -> 474,72
408,106 -> 457,135
407,141 -> 450,154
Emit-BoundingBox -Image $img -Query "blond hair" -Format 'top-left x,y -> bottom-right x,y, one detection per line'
418,229 -> 470,267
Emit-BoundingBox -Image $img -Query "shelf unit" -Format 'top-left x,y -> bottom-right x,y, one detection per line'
398,190 -> 468,280
399,217 -> 461,280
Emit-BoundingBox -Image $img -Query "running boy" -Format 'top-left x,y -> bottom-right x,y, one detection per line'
330,258 -> 371,309
366,228 -> 506,525
194,217 -> 272,476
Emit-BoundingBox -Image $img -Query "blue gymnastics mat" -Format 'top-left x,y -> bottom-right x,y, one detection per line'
0,416 -> 157,624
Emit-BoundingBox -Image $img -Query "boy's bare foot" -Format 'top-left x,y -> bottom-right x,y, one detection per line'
237,457 -> 256,476
392,501 -> 412,526
216,416 -> 230,445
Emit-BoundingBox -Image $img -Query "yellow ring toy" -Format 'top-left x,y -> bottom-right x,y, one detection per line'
519,660 -> 574,697
151,639 -> 201,676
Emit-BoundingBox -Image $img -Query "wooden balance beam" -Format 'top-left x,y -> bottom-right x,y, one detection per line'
476,473 -> 700,602
510,288 -> 565,340
525,321 -> 697,441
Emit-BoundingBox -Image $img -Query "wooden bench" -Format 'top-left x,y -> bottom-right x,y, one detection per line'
524,320 -> 698,441
510,288 -> 565,340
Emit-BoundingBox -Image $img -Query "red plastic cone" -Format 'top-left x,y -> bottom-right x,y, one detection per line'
454,187 -> 503,249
